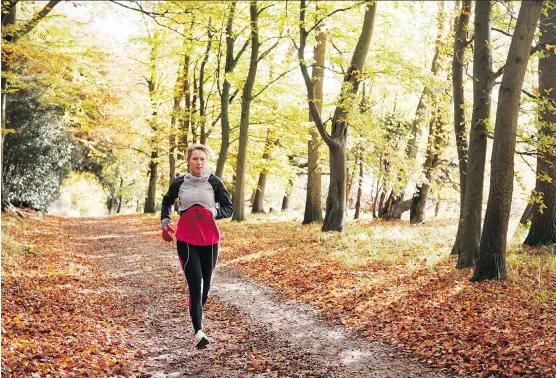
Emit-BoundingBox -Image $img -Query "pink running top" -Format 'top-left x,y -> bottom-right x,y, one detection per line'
176,205 -> 220,246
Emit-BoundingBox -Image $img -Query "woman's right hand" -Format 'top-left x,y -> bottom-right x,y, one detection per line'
162,224 -> 175,242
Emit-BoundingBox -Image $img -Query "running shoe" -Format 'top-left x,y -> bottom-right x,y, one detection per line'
194,330 -> 210,349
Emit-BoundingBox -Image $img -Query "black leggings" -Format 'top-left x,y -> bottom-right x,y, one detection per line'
177,241 -> 219,333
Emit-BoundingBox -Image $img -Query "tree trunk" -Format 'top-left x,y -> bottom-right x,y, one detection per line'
410,108 -> 443,224
169,54 -> 186,181
281,194 -> 290,211
282,162 -> 295,212
199,24 -> 213,145
180,54 -> 191,155
298,0 -> 377,232
216,2 -> 249,178
232,1 -> 259,222
215,8 -> 233,178
324,142 -> 347,231
107,197 -> 114,214
346,153 -> 358,209
377,188 -> 387,216
303,27 -> 326,224
116,178 -> 123,214
191,74 -> 198,144
457,0 -> 493,268
354,154 -> 364,219
472,0 -> 544,281
524,5 -> 556,246
451,0 -> 472,255
393,199 -> 412,218
251,173 -> 268,213
520,201 -> 535,226
372,181 -> 380,218
144,148 -> 158,213
385,3 -> 446,219
252,130 -> 276,214
143,34 -> 161,214
117,196 -> 123,214
303,130 -> 324,223
410,184 -> 431,224
380,190 -> 394,218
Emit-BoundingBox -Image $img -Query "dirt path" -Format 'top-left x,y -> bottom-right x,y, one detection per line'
69,217 -> 454,378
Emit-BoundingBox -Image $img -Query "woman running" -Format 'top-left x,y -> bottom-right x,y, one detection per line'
160,144 -> 233,349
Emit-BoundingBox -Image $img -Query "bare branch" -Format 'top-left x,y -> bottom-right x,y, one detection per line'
232,39 -> 251,69
307,1 -> 365,35
257,3 -> 275,16
109,1 -> 198,39
519,154 -> 536,174
492,27 -> 512,37
521,88 -> 539,100
14,0 -> 60,40
297,0 -> 333,146
258,40 -> 281,63
252,66 -> 298,100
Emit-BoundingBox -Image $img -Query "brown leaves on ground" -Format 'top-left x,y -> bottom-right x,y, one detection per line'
130,214 -> 555,377
3,212 -> 555,377
1,214 -> 141,377
1,213 -> 331,377
207,218 -> 555,378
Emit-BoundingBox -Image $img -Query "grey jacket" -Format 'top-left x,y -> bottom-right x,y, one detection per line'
160,168 -> 233,226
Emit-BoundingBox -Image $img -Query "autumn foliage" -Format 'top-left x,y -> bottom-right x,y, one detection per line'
1,213 -> 142,376
2,213 -> 555,377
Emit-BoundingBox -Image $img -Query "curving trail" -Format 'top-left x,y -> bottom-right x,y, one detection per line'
68,216 -> 454,378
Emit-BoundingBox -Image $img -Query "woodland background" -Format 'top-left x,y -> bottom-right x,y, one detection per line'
1,1 -> 556,376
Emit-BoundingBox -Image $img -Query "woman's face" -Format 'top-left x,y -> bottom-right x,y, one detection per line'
188,149 -> 208,177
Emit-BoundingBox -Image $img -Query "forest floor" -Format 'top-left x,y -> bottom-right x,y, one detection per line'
1,211 -> 555,377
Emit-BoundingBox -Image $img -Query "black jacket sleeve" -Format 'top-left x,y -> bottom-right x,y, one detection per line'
209,175 -> 233,220
161,176 -> 184,222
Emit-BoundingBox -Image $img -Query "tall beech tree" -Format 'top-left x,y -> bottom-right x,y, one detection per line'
472,0 -> 544,282
409,2 -> 452,224
451,0 -> 472,254
169,38 -> 187,181
232,1 -> 259,221
215,1 -> 249,178
381,2 -> 446,220
302,27 -> 326,224
354,149 -> 364,219
231,2 -> 287,220
456,0 -> 495,268
252,129 -> 278,213
298,0 -> 377,232
198,22 -> 214,145
524,4 -> 556,246
143,30 -> 163,214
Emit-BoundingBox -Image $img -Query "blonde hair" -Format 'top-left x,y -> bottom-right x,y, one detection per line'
186,144 -> 212,161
